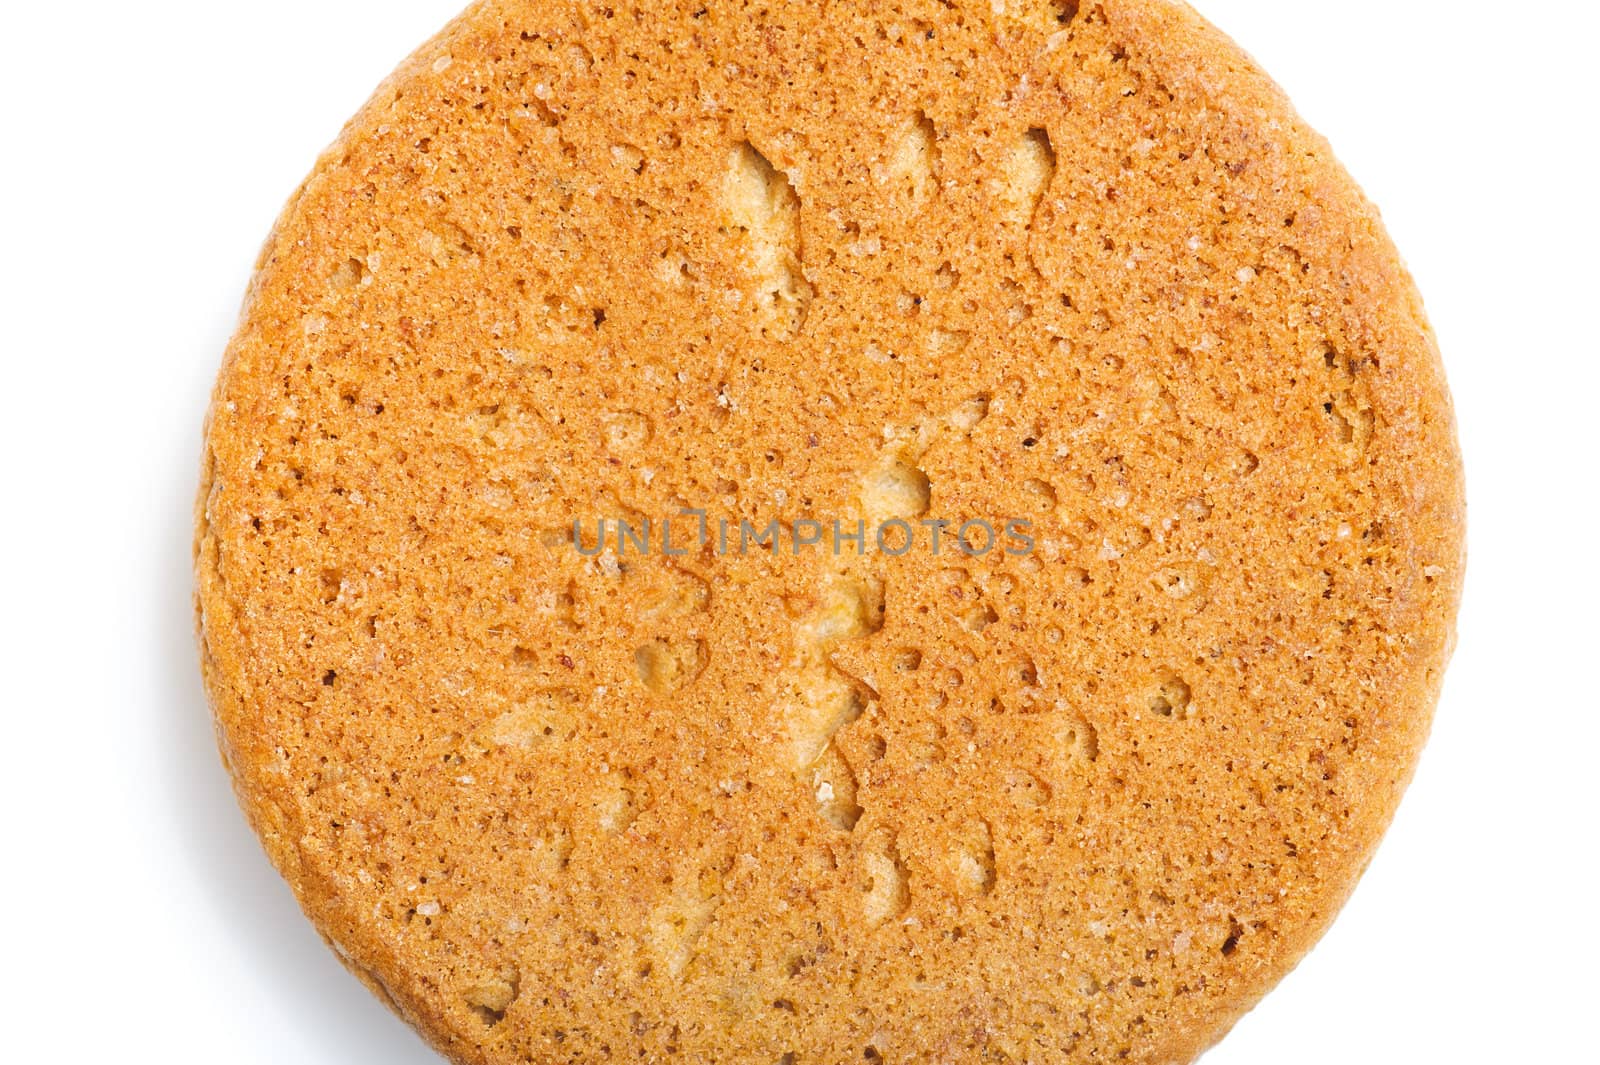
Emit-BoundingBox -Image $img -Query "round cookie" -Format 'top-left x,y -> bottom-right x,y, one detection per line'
195,1 -> 1464,1062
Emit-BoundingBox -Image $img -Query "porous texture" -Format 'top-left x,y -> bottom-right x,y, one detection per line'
195,2 -> 1465,1062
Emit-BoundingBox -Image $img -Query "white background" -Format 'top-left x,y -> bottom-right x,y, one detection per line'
2,1 -> 1594,1061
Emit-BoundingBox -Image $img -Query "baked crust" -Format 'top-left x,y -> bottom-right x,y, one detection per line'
196,2 -> 1464,1062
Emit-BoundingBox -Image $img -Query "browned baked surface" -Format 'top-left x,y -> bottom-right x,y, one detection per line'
196,1 -> 1464,1061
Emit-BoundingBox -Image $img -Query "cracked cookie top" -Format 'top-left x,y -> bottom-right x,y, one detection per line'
196,2 -> 1464,1062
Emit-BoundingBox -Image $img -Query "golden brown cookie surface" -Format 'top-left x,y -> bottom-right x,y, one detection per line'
196,2 -> 1464,1061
